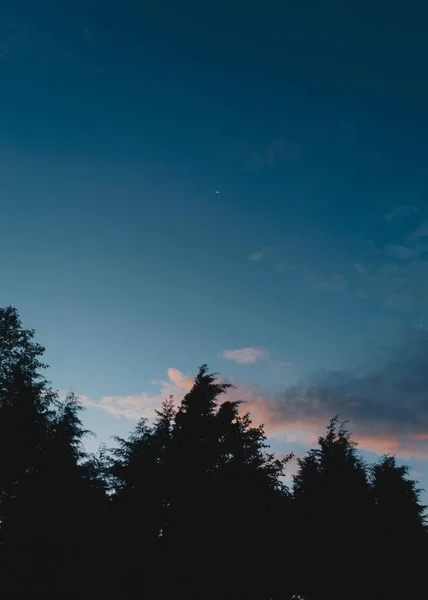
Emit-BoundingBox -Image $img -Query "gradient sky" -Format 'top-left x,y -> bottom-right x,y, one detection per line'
2,1 -> 428,491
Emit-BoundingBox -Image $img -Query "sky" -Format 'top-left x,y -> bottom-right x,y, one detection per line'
2,1 -> 428,491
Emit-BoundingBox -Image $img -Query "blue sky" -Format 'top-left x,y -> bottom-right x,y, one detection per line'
2,1 -> 428,490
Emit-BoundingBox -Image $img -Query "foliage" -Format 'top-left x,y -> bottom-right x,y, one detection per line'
0,308 -> 427,600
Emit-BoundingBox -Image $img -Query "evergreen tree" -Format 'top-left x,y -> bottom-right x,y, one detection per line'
2,392 -> 99,596
370,455 -> 427,599
167,366 -> 292,600
293,417 -> 374,600
108,400 -> 178,600
0,308 -> 104,597
0,307 -> 58,592
0,307 -> 56,504
107,365 -> 294,600
4,307 -> 428,600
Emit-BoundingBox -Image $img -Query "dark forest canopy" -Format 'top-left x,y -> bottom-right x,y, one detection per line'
0,306 -> 426,600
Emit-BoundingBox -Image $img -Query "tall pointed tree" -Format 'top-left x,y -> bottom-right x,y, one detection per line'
0,306 -> 57,503
108,399 -> 179,600
0,308 -> 103,597
370,455 -> 427,599
168,366 -> 292,600
0,306 -> 59,593
293,417 -> 374,600
108,365 -> 294,600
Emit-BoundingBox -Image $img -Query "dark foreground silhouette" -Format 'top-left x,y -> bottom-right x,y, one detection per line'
0,306 -> 426,599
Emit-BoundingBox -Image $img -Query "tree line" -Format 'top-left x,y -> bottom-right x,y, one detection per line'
0,306 -> 426,599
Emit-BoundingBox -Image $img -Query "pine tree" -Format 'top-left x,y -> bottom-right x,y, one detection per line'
168,366 -> 292,600
0,307 -> 59,593
109,407 -> 175,599
370,455 -> 427,599
107,365 -> 294,600
0,308 -> 104,597
292,417 -> 374,600
0,307 -> 57,503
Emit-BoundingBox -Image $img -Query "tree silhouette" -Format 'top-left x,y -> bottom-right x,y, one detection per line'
161,366 -> 292,600
370,455 -> 427,599
293,417 -> 374,600
1,307 -> 428,599
0,308 -> 102,597
107,366 -> 294,599
0,306 -> 58,593
108,398 -> 179,599
0,307 -> 56,503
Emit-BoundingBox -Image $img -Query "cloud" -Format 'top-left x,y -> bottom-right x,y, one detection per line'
82,328 -> 428,460
386,205 -> 419,222
221,347 -> 268,364
80,368 -> 194,421
164,367 -> 194,392
249,327 -> 428,458
383,244 -> 420,260
0,32 -> 29,66
241,138 -> 300,175
304,271 -> 348,293
82,26 -> 94,46
281,263 -> 349,294
354,263 -> 368,275
249,247 -> 270,261
354,258 -> 428,311
408,221 -> 428,243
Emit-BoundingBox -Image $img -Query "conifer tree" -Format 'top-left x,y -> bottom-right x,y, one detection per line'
370,455 -> 427,599
293,417 -> 374,600
0,308 -> 103,597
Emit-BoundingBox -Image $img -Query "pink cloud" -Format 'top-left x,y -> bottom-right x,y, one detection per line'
245,396 -> 428,459
165,368 -> 194,392
80,351 -> 428,460
221,347 -> 268,364
80,368 -> 196,421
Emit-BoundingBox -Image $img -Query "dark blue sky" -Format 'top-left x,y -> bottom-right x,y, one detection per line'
2,0 -> 428,484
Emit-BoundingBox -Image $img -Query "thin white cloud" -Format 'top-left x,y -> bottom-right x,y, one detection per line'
408,221 -> 428,243
277,262 -> 349,294
221,347 -> 268,364
386,205 -> 419,222
82,26 -> 94,46
240,138 -> 300,175
80,368 -> 194,421
249,247 -> 270,261
354,263 -> 368,275
305,272 -> 348,293
78,351 -> 428,460
383,244 -> 419,260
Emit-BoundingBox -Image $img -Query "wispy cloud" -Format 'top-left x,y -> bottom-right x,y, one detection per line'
221,347 -> 268,364
383,243 -> 420,260
80,368 -> 194,421
386,205 -> 419,222
240,328 -> 428,459
340,215 -> 428,308
408,221 -> 428,243
270,261 -> 350,295
0,32 -> 29,66
304,272 -> 349,293
352,257 -> 428,311
249,216 -> 428,309
249,247 -> 270,261
241,138 -> 300,175
82,333 -> 428,459
354,263 -> 368,275
81,26 -> 94,46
